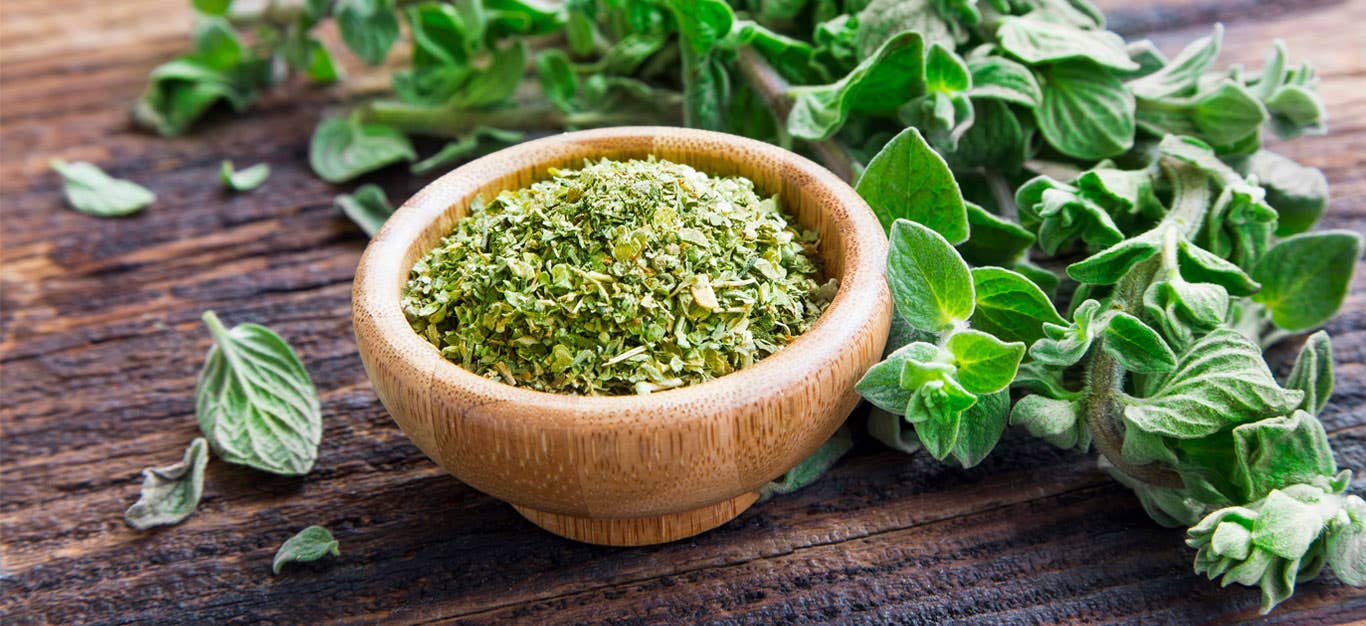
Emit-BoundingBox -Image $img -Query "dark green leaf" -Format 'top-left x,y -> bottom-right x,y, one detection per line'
335,184 -> 395,237
1251,231 -> 1362,332
451,40 -> 528,108
196,311 -> 322,476
536,50 -> 578,112
956,202 -> 1034,267
50,160 -> 156,217
309,116 -> 416,183
1233,150 -> 1328,236
856,0 -> 954,58
219,160 -> 270,192
1103,311 -> 1176,373
760,427 -> 855,499
967,56 -> 1040,107
273,526 -> 340,575
1066,228 -> 1162,285
969,267 -> 1065,344
886,219 -> 975,333
124,438 -> 209,530
193,0 -> 233,15
997,15 -> 1138,71
855,127 -> 967,241
946,329 -> 1025,395
1036,61 -> 1135,160
337,0 -> 400,66
942,99 -> 1025,173
1123,329 -> 1303,439
788,32 -> 926,140
1284,331 -> 1333,416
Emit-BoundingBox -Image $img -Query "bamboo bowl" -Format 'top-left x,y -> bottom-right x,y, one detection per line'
352,127 -> 891,546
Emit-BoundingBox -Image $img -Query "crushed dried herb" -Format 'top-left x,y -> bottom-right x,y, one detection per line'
403,156 -> 835,395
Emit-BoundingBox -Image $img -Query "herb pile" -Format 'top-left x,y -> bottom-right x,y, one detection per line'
403,157 -> 832,394
123,0 -> 1364,611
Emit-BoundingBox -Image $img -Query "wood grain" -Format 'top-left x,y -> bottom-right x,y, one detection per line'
2,0 -> 1365,624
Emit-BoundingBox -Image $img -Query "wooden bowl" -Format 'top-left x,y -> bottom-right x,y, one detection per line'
352,127 -> 891,546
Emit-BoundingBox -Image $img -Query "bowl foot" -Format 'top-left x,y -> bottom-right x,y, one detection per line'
512,492 -> 760,546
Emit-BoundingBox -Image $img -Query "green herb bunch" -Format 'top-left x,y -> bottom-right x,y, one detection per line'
402,157 -> 832,395
136,0 -> 1363,610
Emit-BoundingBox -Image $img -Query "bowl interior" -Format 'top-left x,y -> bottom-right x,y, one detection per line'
361,126 -> 886,410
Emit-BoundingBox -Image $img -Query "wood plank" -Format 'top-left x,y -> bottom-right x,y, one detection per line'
2,0 -> 1364,624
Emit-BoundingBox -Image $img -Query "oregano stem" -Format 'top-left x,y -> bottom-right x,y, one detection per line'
1083,348 -> 1184,489
734,47 -> 857,182
356,100 -> 681,137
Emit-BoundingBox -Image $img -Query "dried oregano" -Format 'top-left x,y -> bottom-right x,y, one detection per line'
403,157 -> 835,395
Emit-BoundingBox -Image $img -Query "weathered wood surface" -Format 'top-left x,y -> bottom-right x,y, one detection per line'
2,0 -> 1364,623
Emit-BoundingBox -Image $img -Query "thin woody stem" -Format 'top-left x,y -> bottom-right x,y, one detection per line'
734,47 -> 857,182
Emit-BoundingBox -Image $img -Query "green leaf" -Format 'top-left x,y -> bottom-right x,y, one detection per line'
219,160 -> 270,192
1251,230 -> 1363,332
1013,258 -> 1060,297
1011,394 -> 1089,452
1284,331 -> 1333,416
664,0 -> 735,130
50,160 -> 156,217
1015,175 -> 1125,254
1175,239 -> 1260,297
956,203 -> 1034,267
788,32 -> 926,140
1029,299 -> 1103,368
760,427 -> 855,499
947,330 -> 1024,395
969,267 -> 1063,345
1232,411 -> 1336,502
886,219 -> 975,333
566,5 -> 596,56
272,526 -> 340,575
536,50 -> 578,112
967,56 -> 1040,107
867,408 -> 922,454
451,40 -> 528,108
1265,85 -> 1325,139
309,116 -> 416,183
1065,228 -> 1162,285
925,43 -> 969,93
942,99 -> 1026,173
947,390 -> 1009,468
1233,150 -> 1328,236
856,127 -> 967,241
1142,274 -> 1228,350
193,0 -> 233,15
1137,81 -> 1268,150
301,38 -> 343,84
1036,61 -> 1136,160
337,0 -> 400,66
857,342 -> 938,415
410,127 -> 524,175
1102,311 -> 1176,373
335,184 -> 395,237
196,311 -> 322,476
1327,496 -> 1366,586
905,378 -> 978,460
124,438 -> 209,530
1127,24 -> 1222,100
997,15 -> 1138,72
856,0 -> 954,58
1123,329 -> 1303,439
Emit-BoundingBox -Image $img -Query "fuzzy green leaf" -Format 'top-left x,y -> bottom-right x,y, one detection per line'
124,438 -> 209,530
886,219 -> 975,333
219,160 -> 270,192
956,203 -> 1034,267
789,31 -> 926,140
947,390 -> 1009,468
335,184 -> 395,237
1251,230 -> 1363,332
857,342 -> 939,415
856,127 -> 968,241
196,311 -> 322,476
1036,61 -> 1136,160
273,526 -> 340,575
997,15 -> 1137,71
1234,150 -> 1328,236
1232,411 -> 1336,501
905,378 -> 978,460
1128,24 -> 1222,100
947,330 -> 1024,395
867,408 -> 922,454
1284,331 -> 1333,416
1103,312 -> 1176,374
309,117 -> 416,183
337,0 -> 400,65
1011,394 -> 1089,452
968,267 -> 1064,345
50,160 -> 155,217
1124,329 -> 1303,439
967,56 -> 1040,107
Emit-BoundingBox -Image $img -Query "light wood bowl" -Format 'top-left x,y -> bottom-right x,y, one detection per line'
352,127 -> 891,546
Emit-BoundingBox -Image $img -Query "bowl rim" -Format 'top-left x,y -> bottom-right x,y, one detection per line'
352,126 -> 889,423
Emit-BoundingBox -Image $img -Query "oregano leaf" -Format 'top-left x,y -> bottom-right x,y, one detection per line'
946,329 -> 1025,395
219,160 -> 270,192
196,311 -> 322,476
997,15 -> 1137,71
50,160 -> 155,217
968,267 -> 1064,344
1128,24 -> 1222,100
760,427 -> 855,499
967,56 -> 1040,107
124,438 -> 209,530
857,342 -> 939,415
273,526 -> 341,575
309,116 -> 416,183
337,0 -> 400,66
1284,331 -> 1333,416
1251,230 -> 1363,332
788,31 -> 926,141
1103,312 -> 1177,374
886,219 -> 975,333
335,184 -> 394,237
856,127 -> 968,241
1035,61 -> 1136,160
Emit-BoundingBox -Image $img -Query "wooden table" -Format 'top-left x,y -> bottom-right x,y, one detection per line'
3,1 -> 1363,623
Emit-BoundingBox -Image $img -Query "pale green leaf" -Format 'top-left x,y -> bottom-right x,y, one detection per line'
219,160 -> 270,192
337,0 -> 400,66
124,438 -> 209,530
1284,331 -> 1333,416
997,15 -> 1138,71
856,127 -> 967,241
50,160 -> 155,217
857,342 -> 939,415
1251,230 -> 1363,332
760,427 -> 855,499
309,117 -> 416,183
1102,312 -> 1176,374
273,526 -> 340,575
196,311 -> 322,476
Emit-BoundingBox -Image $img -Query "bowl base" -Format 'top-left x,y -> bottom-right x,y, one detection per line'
512,492 -> 760,546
